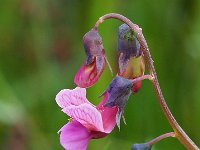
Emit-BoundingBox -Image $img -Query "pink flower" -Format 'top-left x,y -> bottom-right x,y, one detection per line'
56,87 -> 118,150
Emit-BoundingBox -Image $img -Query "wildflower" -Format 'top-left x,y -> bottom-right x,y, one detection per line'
118,24 -> 145,93
74,28 -> 112,88
56,87 -> 118,150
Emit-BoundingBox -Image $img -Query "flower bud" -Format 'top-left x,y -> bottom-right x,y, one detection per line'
118,24 -> 145,93
131,143 -> 152,150
74,28 -> 109,88
100,76 -> 133,128
118,24 -> 141,57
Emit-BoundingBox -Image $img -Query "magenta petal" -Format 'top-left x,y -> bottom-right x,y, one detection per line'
59,121 -> 91,150
97,93 -> 118,133
56,87 -> 92,108
62,103 -> 104,132
74,58 -> 105,88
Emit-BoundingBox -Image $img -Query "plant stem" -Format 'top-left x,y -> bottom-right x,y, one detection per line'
147,132 -> 175,146
94,13 -> 199,150
130,74 -> 153,84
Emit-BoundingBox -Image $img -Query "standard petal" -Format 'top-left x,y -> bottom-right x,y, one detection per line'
62,103 -> 104,132
59,121 -> 91,150
56,87 -> 92,108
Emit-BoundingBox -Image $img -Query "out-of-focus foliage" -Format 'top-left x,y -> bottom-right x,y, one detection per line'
0,0 -> 200,149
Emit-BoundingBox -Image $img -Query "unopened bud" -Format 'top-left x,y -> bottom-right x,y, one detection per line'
118,24 -> 145,93
131,143 -> 152,150
83,29 -> 105,65
118,24 -> 141,57
74,28 -> 110,88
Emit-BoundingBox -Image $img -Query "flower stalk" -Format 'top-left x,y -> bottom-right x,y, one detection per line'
131,132 -> 175,150
130,74 -> 153,84
94,13 -> 199,150
147,132 -> 175,146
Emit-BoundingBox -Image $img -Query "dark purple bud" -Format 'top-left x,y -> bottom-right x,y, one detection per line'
83,28 -> 105,65
131,143 -> 152,150
100,76 -> 133,128
118,24 -> 145,93
118,24 -> 141,75
118,24 -> 141,58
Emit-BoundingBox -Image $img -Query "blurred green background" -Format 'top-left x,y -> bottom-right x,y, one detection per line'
0,0 -> 200,149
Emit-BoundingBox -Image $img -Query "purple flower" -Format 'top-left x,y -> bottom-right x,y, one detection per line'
101,76 -> 133,128
56,87 -> 118,150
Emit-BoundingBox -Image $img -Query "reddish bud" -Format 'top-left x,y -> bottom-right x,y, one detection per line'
74,28 -> 109,88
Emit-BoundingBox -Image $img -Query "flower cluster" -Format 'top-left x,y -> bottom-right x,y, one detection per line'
55,13 -> 200,150
56,24 -> 146,150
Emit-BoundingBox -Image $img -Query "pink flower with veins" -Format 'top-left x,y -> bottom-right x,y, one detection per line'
56,87 -> 118,150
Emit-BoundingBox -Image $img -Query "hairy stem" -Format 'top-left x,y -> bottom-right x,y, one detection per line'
147,132 -> 175,146
130,74 -> 153,84
94,13 -> 199,150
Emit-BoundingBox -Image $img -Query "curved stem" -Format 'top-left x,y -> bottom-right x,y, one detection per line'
130,74 -> 153,84
94,13 -> 199,150
147,132 -> 175,146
